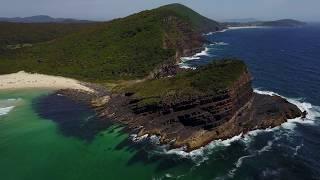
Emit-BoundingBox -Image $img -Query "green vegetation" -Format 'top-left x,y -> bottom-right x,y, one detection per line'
156,3 -> 223,32
121,60 -> 247,105
0,4 -> 222,82
0,22 -> 97,48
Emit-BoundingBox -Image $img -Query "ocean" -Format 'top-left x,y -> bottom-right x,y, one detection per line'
1,24 -> 320,180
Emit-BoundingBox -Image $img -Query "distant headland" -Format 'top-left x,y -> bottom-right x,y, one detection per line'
0,15 -> 92,23
223,19 -> 306,28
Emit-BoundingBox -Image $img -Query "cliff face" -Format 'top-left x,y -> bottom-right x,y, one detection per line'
148,4 -> 225,79
131,70 -> 252,130
162,16 -> 205,57
94,61 -> 302,150
148,15 -> 216,79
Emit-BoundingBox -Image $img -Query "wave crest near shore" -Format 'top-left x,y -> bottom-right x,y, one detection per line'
0,98 -> 23,116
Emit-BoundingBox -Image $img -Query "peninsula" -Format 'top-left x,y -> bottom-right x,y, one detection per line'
223,19 -> 306,28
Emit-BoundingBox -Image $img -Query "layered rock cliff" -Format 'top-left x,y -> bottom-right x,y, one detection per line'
92,60 -> 303,150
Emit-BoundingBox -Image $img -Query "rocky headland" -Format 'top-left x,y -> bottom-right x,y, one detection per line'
56,60 -> 304,151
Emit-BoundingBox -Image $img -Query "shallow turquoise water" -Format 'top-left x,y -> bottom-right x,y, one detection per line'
1,89 -> 318,180
0,90 -> 161,180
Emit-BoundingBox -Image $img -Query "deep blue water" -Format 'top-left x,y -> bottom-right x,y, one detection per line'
183,24 -> 320,106
178,24 -> 320,179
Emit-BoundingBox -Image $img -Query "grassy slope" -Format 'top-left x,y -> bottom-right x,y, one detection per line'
121,60 -> 247,105
0,4 -> 221,82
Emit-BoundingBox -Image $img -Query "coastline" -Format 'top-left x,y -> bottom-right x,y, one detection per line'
0,26 -> 309,153
179,26 -> 268,69
0,71 -> 94,92
204,26 -> 267,36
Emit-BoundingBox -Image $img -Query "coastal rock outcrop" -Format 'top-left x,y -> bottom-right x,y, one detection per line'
94,60 -> 303,151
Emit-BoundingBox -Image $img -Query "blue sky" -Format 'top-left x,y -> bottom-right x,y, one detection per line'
0,0 -> 319,21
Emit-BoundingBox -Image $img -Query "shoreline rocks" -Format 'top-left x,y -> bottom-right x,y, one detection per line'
53,66 -> 303,152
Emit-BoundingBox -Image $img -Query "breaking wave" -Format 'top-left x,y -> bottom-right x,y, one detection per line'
213,42 -> 229,46
179,43 -> 229,69
205,26 -> 268,36
0,98 -> 22,116
159,134 -> 243,166
0,106 -> 15,116
179,47 -> 213,69
254,89 -> 320,126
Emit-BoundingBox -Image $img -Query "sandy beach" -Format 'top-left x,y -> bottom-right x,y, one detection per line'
0,71 -> 93,92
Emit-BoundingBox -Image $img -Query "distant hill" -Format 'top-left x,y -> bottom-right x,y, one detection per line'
223,19 -> 306,28
223,18 -> 259,23
0,3 -> 223,81
259,19 -> 306,27
157,3 -> 223,33
0,22 -> 98,48
0,15 -> 92,23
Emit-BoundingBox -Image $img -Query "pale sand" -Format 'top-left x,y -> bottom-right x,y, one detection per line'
0,71 -> 93,92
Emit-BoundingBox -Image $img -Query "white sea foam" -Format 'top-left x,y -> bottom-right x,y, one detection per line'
182,26 -> 265,69
0,106 -> 15,116
205,26 -> 266,36
214,42 -> 229,46
181,56 -> 200,61
227,154 -> 255,177
0,98 -> 22,116
130,134 -> 149,142
161,133 -> 243,165
179,45 -> 219,69
130,134 -> 161,145
179,47 -> 212,64
294,142 -> 304,156
204,29 -> 228,35
149,135 -> 161,145
228,138 -> 277,178
228,26 -> 266,30
179,65 -> 197,70
254,89 -> 320,128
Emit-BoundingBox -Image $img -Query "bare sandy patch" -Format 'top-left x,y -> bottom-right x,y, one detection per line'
0,71 -> 93,92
